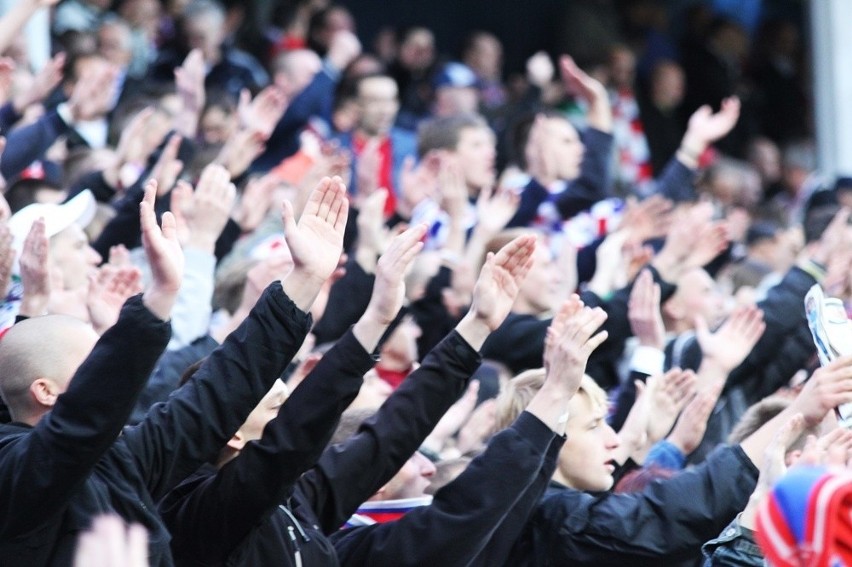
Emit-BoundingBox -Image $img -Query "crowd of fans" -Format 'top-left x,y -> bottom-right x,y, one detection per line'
1,0 -> 851,566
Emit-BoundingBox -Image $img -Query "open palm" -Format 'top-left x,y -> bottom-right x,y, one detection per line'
471,235 -> 536,330
282,176 -> 349,282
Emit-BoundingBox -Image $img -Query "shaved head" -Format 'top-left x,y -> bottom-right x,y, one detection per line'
0,316 -> 98,422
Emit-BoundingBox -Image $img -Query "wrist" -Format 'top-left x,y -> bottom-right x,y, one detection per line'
186,233 -> 218,254
280,269 -> 325,313
19,295 -> 49,317
455,312 -> 491,351
142,288 -> 176,321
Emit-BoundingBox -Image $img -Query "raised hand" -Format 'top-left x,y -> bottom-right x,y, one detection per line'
67,60 -> 119,122
175,164 -> 236,252
397,156 -> 438,218
545,297 -> 608,392
423,380 -> 481,456
364,223 -> 426,325
215,128 -> 266,179
140,178 -> 184,321
0,223 -> 13,298
619,195 -> 673,245
87,265 -> 143,335
282,176 -> 349,281
680,97 -> 741,162
526,51 -> 554,89
232,174 -> 279,234
355,188 -> 390,272
74,515 -> 148,567
13,52 -> 64,113
628,269 -> 666,349
174,49 -> 206,138
238,85 -> 289,140
559,55 -> 611,132
667,383 -> 722,455
475,184 -> 520,237
791,355 -> 852,427
696,305 -> 765,375
150,134 -> 184,196
18,218 -> 51,317
469,235 -> 537,331
644,368 -> 697,444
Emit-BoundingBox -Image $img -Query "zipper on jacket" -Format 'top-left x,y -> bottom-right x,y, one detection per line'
287,526 -> 303,567
279,504 -> 311,542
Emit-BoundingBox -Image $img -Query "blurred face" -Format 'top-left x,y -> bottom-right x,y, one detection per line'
277,50 -> 322,96
556,393 -> 621,491
97,24 -> 133,67
200,105 -> 236,145
381,316 -> 421,368
544,117 -> 584,181
434,86 -> 479,118
379,451 -> 436,500
454,126 -> 496,190
517,244 -> 559,315
749,140 -> 782,185
465,35 -> 502,79
50,225 -> 101,291
669,268 -> 727,330
651,64 -> 685,109
235,379 -> 289,446
399,29 -> 435,72
184,13 -> 225,60
357,76 -> 399,137
609,47 -> 635,89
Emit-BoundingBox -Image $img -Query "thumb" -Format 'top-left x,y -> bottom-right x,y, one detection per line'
281,199 -> 296,233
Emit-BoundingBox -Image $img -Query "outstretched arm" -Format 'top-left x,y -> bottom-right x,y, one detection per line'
124,177 -> 349,500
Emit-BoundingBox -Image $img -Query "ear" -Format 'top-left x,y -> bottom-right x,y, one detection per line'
30,378 -> 60,409
226,430 -> 247,452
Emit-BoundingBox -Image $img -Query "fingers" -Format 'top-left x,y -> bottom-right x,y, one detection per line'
493,234 -> 537,279
302,176 -> 331,218
139,178 -> 159,234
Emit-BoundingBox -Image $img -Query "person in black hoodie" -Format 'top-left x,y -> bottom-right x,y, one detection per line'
0,175 -> 349,566
159,233 -> 547,566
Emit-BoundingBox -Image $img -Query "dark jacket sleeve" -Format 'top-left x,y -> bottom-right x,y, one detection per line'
121,283 -> 312,501
0,102 -> 21,133
529,445 -> 757,566
331,412 -> 562,567
555,127 -> 613,220
128,335 -> 220,425
1,110 -> 70,180
654,158 -> 698,203
159,329 -> 374,564
298,330 -> 481,533
0,295 -> 170,538
312,258 -> 375,345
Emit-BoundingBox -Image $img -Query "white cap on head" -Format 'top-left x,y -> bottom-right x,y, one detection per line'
7,189 -> 97,253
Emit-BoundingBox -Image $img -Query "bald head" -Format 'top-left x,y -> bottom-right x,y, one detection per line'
0,316 -> 98,423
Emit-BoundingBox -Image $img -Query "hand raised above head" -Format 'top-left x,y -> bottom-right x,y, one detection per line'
281,175 -> 349,285
140,178 -> 185,320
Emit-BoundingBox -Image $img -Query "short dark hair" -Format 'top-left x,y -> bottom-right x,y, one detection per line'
417,113 -> 488,158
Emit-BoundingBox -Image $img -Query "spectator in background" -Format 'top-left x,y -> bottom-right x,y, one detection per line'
462,31 -> 506,110
639,59 -> 686,175
607,44 -> 653,195
149,0 -> 268,98
390,26 -> 437,128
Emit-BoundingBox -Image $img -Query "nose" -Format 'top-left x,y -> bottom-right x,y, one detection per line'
605,425 -> 621,450
416,452 -> 436,478
87,246 -> 103,266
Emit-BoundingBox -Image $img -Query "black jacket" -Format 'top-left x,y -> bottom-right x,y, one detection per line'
331,411 -> 564,566
161,329 -> 479,566
0,285 -> 311,566
510,444 -> 758,566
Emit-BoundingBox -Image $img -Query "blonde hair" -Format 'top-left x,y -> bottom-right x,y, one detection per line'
494,368 -> 606,431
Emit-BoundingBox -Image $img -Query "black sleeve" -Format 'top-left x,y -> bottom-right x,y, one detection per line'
298,330 -> 481,533
654,157 -> 698,203
312,259 -> 375,345
331,412 -> 562,567
121,283 -> 312,501
0,295 -> 170,538
159,329 -> 374,564
534,445 -> 757,566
